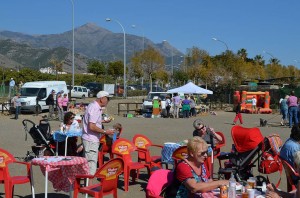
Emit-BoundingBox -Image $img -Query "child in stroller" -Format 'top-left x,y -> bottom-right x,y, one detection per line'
218,125 -> 264,183
22,119 -> 55,160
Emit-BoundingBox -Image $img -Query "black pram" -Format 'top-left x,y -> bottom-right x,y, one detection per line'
22,119 -> 55,161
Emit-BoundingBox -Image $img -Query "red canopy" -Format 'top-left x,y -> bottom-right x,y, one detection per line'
231,126 -> 264,153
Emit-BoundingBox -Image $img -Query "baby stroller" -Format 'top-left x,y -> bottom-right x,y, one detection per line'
218,126 -> 264,183
22,119 -> 55,161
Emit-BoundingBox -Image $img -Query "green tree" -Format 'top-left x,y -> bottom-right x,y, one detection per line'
87,60 -> 106,78
107,61 -> 124,78
130,46 -> 164,91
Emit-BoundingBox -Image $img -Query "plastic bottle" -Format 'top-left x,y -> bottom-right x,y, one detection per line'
112,131 -> 117,143
228,173 -> 236,198
262,182 -> 266,194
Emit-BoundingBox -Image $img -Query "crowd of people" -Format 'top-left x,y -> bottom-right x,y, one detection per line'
9,87 -> 300,197
279,90 -> 300,128
152,93 -> 201,119
45,89 -> 300,197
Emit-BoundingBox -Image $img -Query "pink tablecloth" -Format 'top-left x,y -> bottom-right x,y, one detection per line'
202,192 -> 218,198
32,156 -> 89,192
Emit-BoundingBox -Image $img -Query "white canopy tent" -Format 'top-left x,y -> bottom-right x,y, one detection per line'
167,82 -> 213,94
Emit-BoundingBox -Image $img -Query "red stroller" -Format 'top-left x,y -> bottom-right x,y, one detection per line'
218,126 -> 264,182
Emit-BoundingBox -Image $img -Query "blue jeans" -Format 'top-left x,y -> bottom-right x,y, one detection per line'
289,106 -> 298,127
15,106 -> 21,119
281,108 -> 288,120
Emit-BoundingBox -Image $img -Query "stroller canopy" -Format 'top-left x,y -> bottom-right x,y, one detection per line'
231,126 -> 264,153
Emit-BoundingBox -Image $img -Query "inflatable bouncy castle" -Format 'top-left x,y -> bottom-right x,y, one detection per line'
233,91 -> 272,114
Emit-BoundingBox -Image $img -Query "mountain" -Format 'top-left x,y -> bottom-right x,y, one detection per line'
0,23 -> 183,72
0,39 -> 88,72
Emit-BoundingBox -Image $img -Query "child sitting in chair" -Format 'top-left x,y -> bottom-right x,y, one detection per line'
106,123 -> 122,146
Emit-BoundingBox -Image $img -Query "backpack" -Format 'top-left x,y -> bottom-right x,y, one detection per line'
258,134 -> 283,187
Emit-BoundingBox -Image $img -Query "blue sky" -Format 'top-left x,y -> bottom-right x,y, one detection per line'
1,0 -> 300,67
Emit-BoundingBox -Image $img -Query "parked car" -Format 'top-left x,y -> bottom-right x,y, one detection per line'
83,82 -> 103,97
70,86 -> 89,99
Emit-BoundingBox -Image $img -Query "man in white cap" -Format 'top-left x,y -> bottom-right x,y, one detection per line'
82,91 -> 114,174
8,78 -> 15,98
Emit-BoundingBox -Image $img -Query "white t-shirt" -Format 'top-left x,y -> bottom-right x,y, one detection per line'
252,98 -> 257,105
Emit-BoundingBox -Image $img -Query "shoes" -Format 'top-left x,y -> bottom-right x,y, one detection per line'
232,122 -> 236,125
280,121 -> 284,126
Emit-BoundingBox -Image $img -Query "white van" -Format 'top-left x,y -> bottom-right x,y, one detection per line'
20,81 -> 68,113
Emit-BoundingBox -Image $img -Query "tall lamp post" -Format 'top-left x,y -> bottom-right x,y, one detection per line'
131,25 -> 145,52
263,50 -> 275,61
106,18 -> 126,98
70,0 -> 75,88
212,37 -> 230,103
163,40 -> 173,82
212,37 -> 229,51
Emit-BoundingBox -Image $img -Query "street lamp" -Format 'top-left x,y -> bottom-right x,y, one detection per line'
70,0 -> 75,88
106,18 -> 126,98
163,40 -> 174,86
212,37 -> 229,51
131,25 -> 145,52
263,50 -> 274,58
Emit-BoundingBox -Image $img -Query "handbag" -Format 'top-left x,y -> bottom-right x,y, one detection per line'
258,152 -> 282,174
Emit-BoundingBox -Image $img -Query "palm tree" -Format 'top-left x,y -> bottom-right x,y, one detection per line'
237,48 -> 248,61
270,58 -> 280,65
254,55 -> 265,65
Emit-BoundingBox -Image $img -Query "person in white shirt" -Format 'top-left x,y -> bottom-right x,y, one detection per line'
165,95 -> 172,118
8,78 -> 15,98
251,96 -> 257,114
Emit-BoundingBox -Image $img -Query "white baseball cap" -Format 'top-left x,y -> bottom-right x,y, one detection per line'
97,91 -> 112,98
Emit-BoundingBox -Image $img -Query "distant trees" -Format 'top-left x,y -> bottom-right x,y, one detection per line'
49,59 -> 64,80
131,46 -> 164,91
87,60 -> 105,77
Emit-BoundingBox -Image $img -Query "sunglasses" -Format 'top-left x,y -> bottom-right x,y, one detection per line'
198,125 -> 205,130
199,150 -> 208,156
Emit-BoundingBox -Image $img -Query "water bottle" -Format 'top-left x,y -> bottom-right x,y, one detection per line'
262,182 -> 266,194
228,173 -> 236,197
112,131 -> 117,143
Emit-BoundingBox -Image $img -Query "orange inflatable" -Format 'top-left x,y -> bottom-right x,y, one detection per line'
234,91 -> 272,114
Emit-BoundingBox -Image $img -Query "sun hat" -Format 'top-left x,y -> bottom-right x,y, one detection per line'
97,91 -> 112,98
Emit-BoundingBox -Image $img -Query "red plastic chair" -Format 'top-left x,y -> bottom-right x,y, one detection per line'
214,132 -> 226,158
73,158 -> 124,198
0,148 -> 32,198
132,134 -> 163,166
214,131 -> 226,169
281,158 -> 300,192
98,129 -> 123,167
112,138 -> 148,191
172,146 -> 188,168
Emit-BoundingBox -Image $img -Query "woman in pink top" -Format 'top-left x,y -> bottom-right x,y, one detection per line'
62,93 -> 69,112
287,91 -> 298,128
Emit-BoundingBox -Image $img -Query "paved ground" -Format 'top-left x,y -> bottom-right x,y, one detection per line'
0,97 -> 291,198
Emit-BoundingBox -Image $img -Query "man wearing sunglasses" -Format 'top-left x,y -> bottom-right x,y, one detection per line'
192,120 -> 222,145
82,91 -> 114,174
